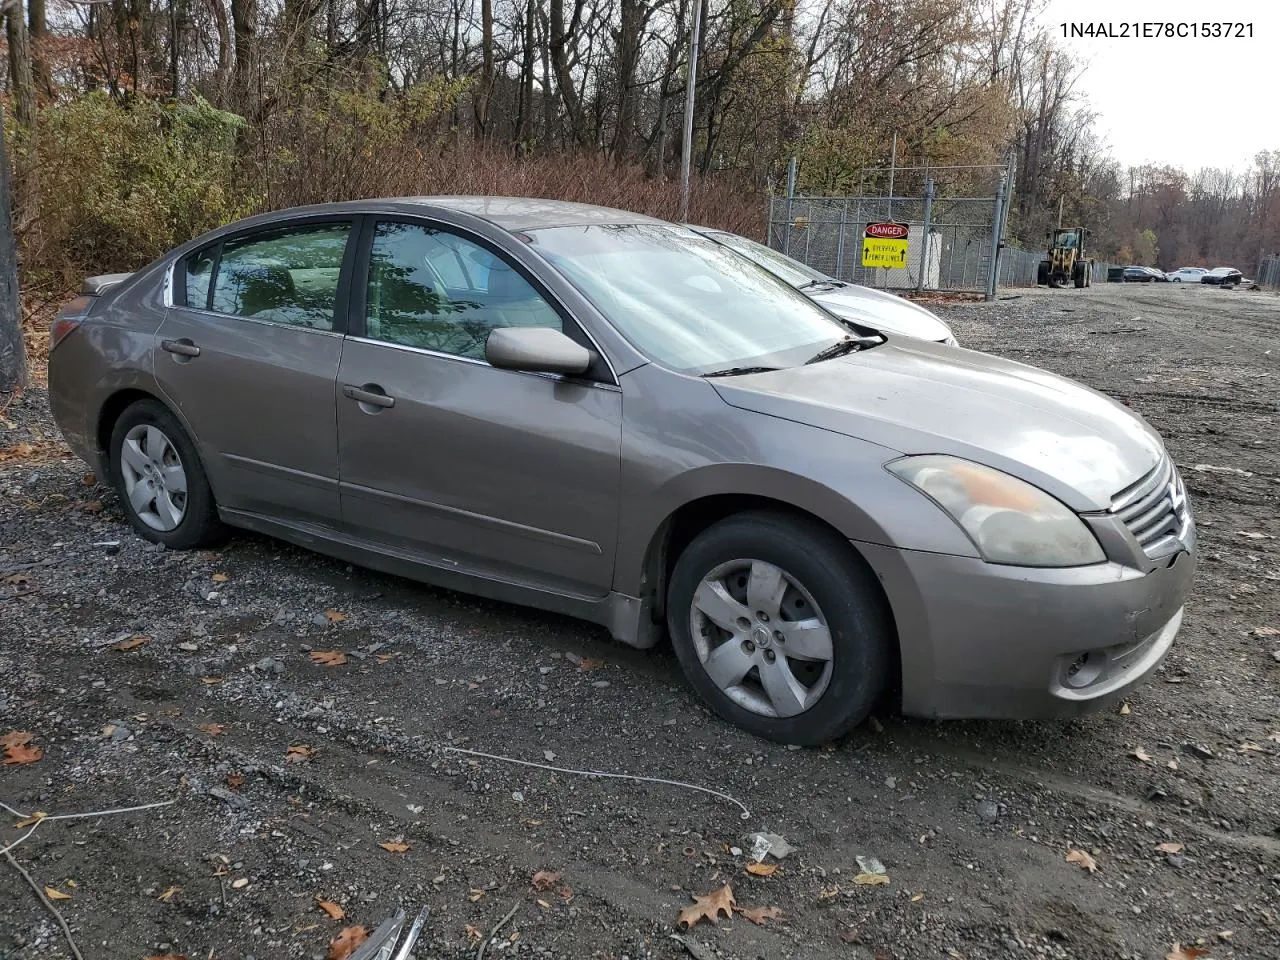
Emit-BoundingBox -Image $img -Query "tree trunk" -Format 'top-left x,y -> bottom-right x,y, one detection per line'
611,0 -> 641,158
5,0 -> 36,129
206,0 -> 230,98
514,0 -> 535,146
548,0 -> 584,143
169,0 -> 180,98
230,0 -> 257,101
0,109 -> 26,396
27,0 -> 51,100
475,0 -> 493,137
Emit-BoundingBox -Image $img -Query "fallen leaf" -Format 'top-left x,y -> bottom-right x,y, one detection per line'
911,892 -> 925,902
44,886 -> 72,901
1156,842 -> 1185,854
231,877 -> 249,890
1239,742 -> 1264,753
285,745 -> 318,763
736,904 -> 782,925
65,879 -> 77,888
469,888 -> 485,902
577,658 -> 606,671
536,898 -> 551,909
374,653 -> 398,663
464,924 -> 484,942
1130,748 -> 1152,762
323,609 -> 347,623
317,899 -> 345,920
531,869 -> 562,891
310,651 -> 348,667
1066,849 -> 1098,874
211,573 -> 229,583
327,926 -> 369,960
378,841 -> 411,854
113,634 -> 150,651
158,885 -> 181,902
678,884 -> 736,928
225,772 -> 245,790
1252,626 -> 1280,638
1117,702 -> 1131,716
817,885 -> 840,901
200,677 -> 223,685
1165,945 -> 1209,960
853,872 -> 890,886
13,811 -> 47,828
78,500 -> 103,513
0,731 -> 33,748
745,862 -> 777,877
1167,759 -> 1180,771
82,473 -> 96,486
198,723 -> 225,737
3,742 -> 42,765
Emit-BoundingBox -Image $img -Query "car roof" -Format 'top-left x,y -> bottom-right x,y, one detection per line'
403,196 -> 665,231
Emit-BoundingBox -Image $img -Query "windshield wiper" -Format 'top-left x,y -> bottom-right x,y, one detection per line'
804,337 -> 866,364
700,365 -> 781,378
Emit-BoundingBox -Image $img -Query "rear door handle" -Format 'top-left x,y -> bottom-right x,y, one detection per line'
342,384 -> 396,409
161,338 -> 201,358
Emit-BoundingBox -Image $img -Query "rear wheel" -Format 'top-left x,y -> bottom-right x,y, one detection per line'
108,399 -> 226,549
1073,262 -> 1087,288
666,512 -> 891,746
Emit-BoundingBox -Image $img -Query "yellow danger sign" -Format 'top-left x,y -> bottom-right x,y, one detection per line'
862,222 -> 909,268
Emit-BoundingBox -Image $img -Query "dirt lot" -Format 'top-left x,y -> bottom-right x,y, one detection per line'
2,282 -> 1278,960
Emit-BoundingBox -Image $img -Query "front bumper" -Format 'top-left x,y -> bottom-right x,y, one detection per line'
857,540 -> 1196,719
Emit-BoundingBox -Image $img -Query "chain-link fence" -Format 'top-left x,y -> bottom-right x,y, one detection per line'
766,165 -> 1011,296
766,163 -> 1124,296
1258,255 -> 1280,289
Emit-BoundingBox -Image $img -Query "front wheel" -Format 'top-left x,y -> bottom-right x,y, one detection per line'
108,399 -> 226,549
666,512 -> 891,745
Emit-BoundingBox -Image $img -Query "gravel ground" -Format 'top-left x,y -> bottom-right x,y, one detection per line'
1,283 -> 1278,960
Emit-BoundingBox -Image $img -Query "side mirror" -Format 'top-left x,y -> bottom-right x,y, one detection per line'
486,326 -> 593,376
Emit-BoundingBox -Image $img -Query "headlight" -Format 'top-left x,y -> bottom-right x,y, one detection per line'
887,455 -> 1105,567
942,334 -> 959,347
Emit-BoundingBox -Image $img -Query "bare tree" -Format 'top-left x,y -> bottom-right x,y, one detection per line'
0,107 -> 25,395
5,0 -> 37,128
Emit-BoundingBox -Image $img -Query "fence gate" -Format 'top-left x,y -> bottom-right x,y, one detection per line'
1258,254 -> 1280,289
767,164 -> 1014,296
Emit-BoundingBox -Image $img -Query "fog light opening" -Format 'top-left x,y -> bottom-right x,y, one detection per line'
1062,649 -> 1106,689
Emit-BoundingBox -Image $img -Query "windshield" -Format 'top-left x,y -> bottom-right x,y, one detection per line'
524,224 -> 850,374
702,230 -> 834,287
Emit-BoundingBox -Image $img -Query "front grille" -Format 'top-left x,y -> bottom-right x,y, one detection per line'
1109,456 -> 1190,559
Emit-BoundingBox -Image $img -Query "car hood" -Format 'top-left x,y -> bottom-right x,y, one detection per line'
710,339 -> 1164,511
809,285 -> 954,343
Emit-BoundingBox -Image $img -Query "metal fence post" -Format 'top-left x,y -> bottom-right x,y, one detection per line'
834,200 -> 847,281
783,156 -> 797,256
917,177 -> 935,292
985,172 -> 1007,301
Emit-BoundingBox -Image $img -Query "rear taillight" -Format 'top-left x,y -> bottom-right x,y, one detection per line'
50,296 -> 93,351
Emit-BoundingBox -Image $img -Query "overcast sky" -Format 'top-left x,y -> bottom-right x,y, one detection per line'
1039,0 -> 1276,172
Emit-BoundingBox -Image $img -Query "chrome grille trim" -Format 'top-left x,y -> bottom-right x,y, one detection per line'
1109,456 -> 1190,560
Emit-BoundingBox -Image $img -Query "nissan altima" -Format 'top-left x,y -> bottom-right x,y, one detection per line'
48,197 -> 1195,745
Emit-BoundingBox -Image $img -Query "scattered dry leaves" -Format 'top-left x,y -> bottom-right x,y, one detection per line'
44,886 -> 72,901
1165,945 -> 1209,960
113,634 -> 150,651
745,862 -> 778,877
1066,849 -> 1099,874
200,677 -> 223,685
736,904 -> 782,925
1130,748 -> 1152,762
158,885 -> 181,902
317,899 -> 345,920
853,872 -> 890,886
323,609 -> 347,623
677,884 -> 736,928
577,658 -> 606,671
225,772 -> 245,790
285,745 -> 318,763
378,841 -> 411,854
211,573 -> 229,583
1117,702 -> 1131,715
531,869 -> 562,891
327,926 -> 369,960
1252,626 -> 1280,638
198,723 -> 225,737
464,924 -> 484,942
1,731 -> 33,748
1156,842 -> 1185,854
1238,742 -> 1264,753
374,652 -> 399,664
310,651 -> 348,667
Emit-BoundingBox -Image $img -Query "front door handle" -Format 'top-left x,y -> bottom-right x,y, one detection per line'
161,338 -> 201,358
342,383 -> 396,409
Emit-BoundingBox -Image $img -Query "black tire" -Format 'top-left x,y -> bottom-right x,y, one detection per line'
1036,261 -> 1050,286
1073,263 -> 1086,288
108,398 -> 226,550
666,511 -> 891,746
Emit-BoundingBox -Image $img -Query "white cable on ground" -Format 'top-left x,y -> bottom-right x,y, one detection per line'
1,797 -> 177,856
441,745 -> 752,820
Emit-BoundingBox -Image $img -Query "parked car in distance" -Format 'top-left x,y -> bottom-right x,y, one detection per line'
1201,267 -> 1243,286
1122,266 -> 1156,282
47,197 -> 1196,745
688,226 -> 957,346
1166,267 -> 1208,283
